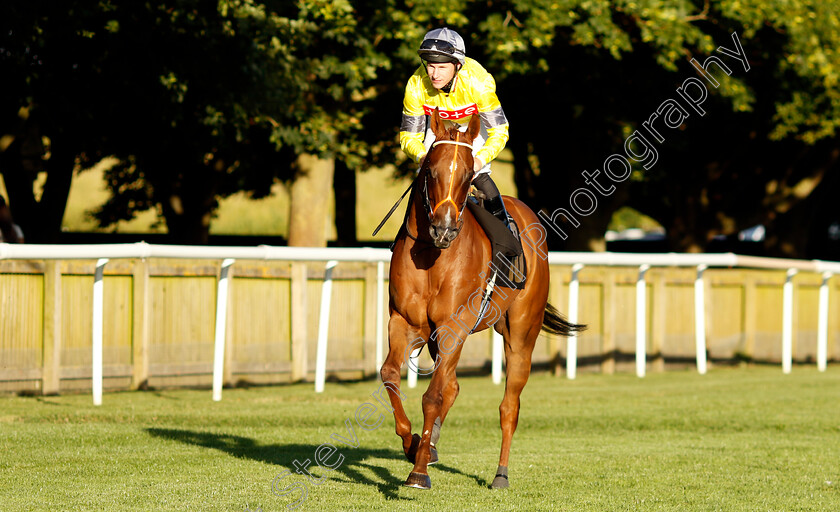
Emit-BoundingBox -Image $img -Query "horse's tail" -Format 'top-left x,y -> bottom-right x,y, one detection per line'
541,302 -> 587,337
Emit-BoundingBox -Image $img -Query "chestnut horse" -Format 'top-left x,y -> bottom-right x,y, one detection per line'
380,108 -> 583,490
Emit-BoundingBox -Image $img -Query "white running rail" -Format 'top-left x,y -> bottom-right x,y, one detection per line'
3,244 -> 838,403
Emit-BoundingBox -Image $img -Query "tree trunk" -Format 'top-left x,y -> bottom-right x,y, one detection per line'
156,164 -> 218,245
332,159 -> 356,246
0,121 -> 73,243
288,153 -> 334,247
37,146 -> 75,243
160,195 -> 213,244
0,153 -> 38,240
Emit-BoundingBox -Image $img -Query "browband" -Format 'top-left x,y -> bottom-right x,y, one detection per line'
432,140 -> 474,149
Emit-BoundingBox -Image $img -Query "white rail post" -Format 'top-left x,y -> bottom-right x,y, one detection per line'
694,264 -> 708,375
92,258 -> 109,406
492,330 -> 504,385
315,260 -> 338,393
567,263 -> 584,380
817,271 -> 832,372
375,261 -> 385,375
782,268 -> 797,374
636,264 -> 650,378
407,347 -> 420,389
212,259 -> 235,402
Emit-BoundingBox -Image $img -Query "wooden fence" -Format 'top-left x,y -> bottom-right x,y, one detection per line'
1,248 -> 838,396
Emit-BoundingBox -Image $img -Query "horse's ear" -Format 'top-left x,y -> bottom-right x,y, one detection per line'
465,111 -> 481,143
430,107 -> 447,139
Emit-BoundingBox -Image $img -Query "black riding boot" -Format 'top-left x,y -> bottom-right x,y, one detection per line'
472,172 -> 525,286
472,173 -> 514,231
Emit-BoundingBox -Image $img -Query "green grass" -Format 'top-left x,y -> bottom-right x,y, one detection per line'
608,206 -> 664,233
2,367 -> 839,511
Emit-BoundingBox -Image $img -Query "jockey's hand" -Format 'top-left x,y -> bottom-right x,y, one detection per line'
473,157 -> 485,172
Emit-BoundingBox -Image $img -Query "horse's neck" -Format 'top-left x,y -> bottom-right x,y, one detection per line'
405,184 -> 427,239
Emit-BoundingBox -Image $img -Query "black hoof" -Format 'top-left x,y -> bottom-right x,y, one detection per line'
490,474 -> 509,489
428,445 -> 438,465
404,472 -> 432,490
405,433 -> 421,464
491,465 -> 509,489
406,434 -> 438,465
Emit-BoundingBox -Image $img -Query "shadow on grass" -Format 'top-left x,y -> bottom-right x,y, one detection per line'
145,428 -> 484,500
432,462 -> 489,488
34,397 -> 64,406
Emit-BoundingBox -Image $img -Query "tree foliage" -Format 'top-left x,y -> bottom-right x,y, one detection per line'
468,0 -> 840,255
2,0 -> 838,256
1,0 -> 397,243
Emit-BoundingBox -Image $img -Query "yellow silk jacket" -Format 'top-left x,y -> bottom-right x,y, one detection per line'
400,57 -> 510,165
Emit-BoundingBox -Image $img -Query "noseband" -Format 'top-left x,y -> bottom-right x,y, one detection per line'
423,133 -> 474,226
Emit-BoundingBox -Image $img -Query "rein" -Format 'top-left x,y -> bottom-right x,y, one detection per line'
372,179 -> 415,237
423,133 -> 471,226
374,132 -> 474,245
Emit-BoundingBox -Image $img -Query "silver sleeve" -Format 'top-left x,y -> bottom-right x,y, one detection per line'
479,106 -> 508,128
400,114 -> 426,133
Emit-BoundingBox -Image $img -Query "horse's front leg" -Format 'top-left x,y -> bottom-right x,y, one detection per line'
380,313 -> 426,456
404,339 -> 464,490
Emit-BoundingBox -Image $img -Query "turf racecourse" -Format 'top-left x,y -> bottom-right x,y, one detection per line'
2,367 -> 839,512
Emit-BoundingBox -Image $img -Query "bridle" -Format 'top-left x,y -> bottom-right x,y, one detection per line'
422,132 -> 474,227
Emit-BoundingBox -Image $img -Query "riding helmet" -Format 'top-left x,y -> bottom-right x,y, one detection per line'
418,28 -> 466,66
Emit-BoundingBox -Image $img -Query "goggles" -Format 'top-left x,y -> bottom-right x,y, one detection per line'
419,38 -> 463,56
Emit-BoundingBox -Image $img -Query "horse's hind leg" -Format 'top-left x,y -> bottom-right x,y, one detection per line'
492,315 -> 540,489
380,313 -> 426,456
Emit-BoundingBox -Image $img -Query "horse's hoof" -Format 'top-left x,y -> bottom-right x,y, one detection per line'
491,466 -> 509,489
404,472 -> 432,490
428,445 -> 439,465
406,435 -> 438,465
405,433 -> 421,463
490,474 -> 509,489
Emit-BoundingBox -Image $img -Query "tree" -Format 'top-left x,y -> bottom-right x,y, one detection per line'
0,1 -> 113,242
5,0 -> 837,255
89,0 -> 298,244
90,0 -> 402,247
1,0 -> 396,246
0,1 -> 294,243
469,0 -> 840,256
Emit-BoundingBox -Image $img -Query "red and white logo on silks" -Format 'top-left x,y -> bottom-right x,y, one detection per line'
423,104 -> 478,120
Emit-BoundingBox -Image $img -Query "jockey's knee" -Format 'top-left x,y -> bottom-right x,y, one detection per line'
472,172 -> 499,199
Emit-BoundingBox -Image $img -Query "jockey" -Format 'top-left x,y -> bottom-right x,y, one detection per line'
400,27 -> 514,232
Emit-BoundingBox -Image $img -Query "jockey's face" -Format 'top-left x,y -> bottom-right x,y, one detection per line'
426,62 -> 458,90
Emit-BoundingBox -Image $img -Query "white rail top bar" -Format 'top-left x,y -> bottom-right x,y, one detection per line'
548,251 -> 840,272
0,242 -> 393,262
546,252 -> 739,267
1,243 -> 839,272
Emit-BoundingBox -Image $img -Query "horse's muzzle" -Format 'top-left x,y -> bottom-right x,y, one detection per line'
429,224 -> 460,248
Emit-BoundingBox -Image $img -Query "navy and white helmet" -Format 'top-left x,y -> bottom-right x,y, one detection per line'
418,28 -> 466,66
